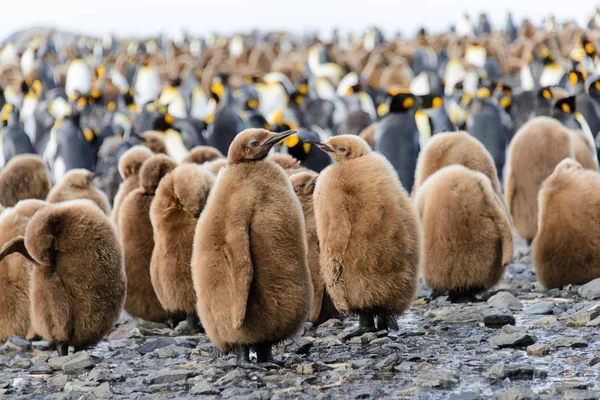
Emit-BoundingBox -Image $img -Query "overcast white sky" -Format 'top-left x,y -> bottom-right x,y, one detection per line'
1,0 -> 599,40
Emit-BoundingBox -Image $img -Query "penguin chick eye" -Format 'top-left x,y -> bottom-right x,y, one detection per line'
250,140 -> 260,148
338,147 -> 346,152
298,183 -> 306,189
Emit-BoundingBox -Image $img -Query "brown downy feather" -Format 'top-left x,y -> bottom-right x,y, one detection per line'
46,169 -> 110,215
182,146 -> 224,165
0,155 -> 52,207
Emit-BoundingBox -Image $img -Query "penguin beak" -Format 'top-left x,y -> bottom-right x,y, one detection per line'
129,133 -> 147,143
263,130 -> 297,147
305,140 -> 334,153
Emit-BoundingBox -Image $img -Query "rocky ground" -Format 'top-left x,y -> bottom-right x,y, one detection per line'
1,238 -> 600,400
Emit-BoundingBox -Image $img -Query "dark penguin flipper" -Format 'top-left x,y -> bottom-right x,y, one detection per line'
0,236 -> 37,265
341,310 -> 377,342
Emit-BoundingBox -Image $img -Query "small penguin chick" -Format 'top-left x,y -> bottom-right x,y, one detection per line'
290,171 -> 341,325
46,169 -> 111,215
0,154 -> 52,207
112,146 -> 154,228
269,153 -> 308,175
0,200 -> 126,355
533,158 -> 600,288
0,199 -> 48,342
415,165 -> 513,301
141,131 -> 167,154
358,122 -> 378,148
150,163 -> 215,330
182,146 -> 224,165
309,134 -> 421,339
202,158 -> 228,176
413,131 -> 504,199
120,154 -> 179,323
193,128 -> 313,366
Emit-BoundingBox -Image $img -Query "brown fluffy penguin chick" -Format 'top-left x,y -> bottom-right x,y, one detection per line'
0,200 -> 48,341
413,131 -> 503,198
532,159 -> 600,288
569,130 -> 599,171
0,200 -> 126,355
112,146 -> 154,228
269,153 -> 308,175
150,163 -> 215,331
310,135 -> 421,340
358,122 -> 378,148
289,171 -> 341,325
141,131 -> 167,154
119,155 -> 178,323
0,154 -> 52,207
505,117 -> 574,243
192,129 -> 312,367
46,169 -> 111,215
182,146 -> 224,165
202,158 -> 228,176
415,165 -> 513,301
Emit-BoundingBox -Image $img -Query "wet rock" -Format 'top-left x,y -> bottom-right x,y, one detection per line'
10,357 -> 32,369
522,301 -> 554,315
136,338 -> 189,354
577,278 -> 600,300
154,344 -> 191,358
107,324 -> 142,340
589,356 -> 600,367
496,386 -> 538,400
526,344 -> 550,357
483,365 -> 538,380
587,317 -> 600,326
49,351 -> 96,373
428,307 -> 484,324
143,369 -> 192,385
449,392 -> 483,400
190,378 -> 220,395
64,380 -> 98,392
489,332 -> 536,349
87,367 -> 112,382
564,304 -> 600,327
487,292 -> 523,311
32,341 -> 51,351
549,338 -> 588,349
551,381 -> 590,394
296,363 -> 315,374
529,316 -> 558,326
3,336 -> 31,351
30,362 -> 54,374
279,337 -> 313,355
413,369 -> 459,389
93,382 -> 112,397
563,389 -> 599,400
483,308 -> 515,328
374,354 -> 400,371
215,369 -> 247,386
370,337 -> 393,346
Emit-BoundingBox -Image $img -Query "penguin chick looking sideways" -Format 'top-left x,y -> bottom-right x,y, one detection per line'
192,129 -> 312,367
308,135 -> 421,340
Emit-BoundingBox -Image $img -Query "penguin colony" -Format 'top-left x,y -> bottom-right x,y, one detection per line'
1,9 -> 600,365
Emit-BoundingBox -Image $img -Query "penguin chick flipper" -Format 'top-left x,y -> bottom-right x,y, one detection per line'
0,236 -> 37,265
226,229 -> 254,330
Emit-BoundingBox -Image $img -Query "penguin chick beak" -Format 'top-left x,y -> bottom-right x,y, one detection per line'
129,132 -> 147,143
305,140 -> 334,153
263,130 -> 297,147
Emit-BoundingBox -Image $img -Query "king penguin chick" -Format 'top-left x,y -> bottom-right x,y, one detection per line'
0,199 -> 48,342
192,129 -> 312,367
119,154 -> 180,323
0,154 -> 52,207
0,200 -> 126,355
141,131 -> 168,154
112,145 -> 154,229
289,171 -> 341,325
46,169 -> 110,215
413,131 -> 504,199
202,158 -> 228,176
309,135 -> 421,340
533,159 -> 600,288
268,153 -> 307,175
415,165 -> 513,301
182,145 -> 224,165
150,163 -> 215,332
505,117 -> 575,243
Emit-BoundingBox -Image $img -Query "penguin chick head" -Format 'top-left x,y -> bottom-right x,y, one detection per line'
118,145 -> 154,180
227,128 -> 297,164
182,146 -> 224,165
268,153 -> 301,170
139,154 -> 177,194
290,171 -> 318,196
306,134 -> 371,163
141,131 -> 167,154
169,164 -> 215,218
61,169 -> 95,189
554,158 -> 582,175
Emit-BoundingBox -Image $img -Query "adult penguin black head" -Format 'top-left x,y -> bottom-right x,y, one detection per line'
581,35 -> 596,59
388,89 -> 418,114
282,128 -> 332,172
210,73 -> 230,103
588,79 -> 600,100
1,104 -> 36,167
536,87 -> 555,117
552,96 -> 580,130
493,83 -> 513,114
419,93 -> 454,134
561,69 -> 586,94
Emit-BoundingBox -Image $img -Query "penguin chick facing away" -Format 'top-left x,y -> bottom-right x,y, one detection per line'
269,153 -> 308,175
150,163 -> 215,332
141,131 -> 168,155
0,200 -> 126,356
505,117 -> 574,243
182,145 -> 224,165
415,165 -> 513,301
120,154 -> 180,323
413,131 -> 504,199
112,145 -> 154,229
308,135 -> 421,340
0,154 -> 52,207
46,169 -> 111,215
290,171 -> 341,325
0,199 -> 48,342
533,159 -> 600,288
192,129 -> 312,367
202,158 -> 228,176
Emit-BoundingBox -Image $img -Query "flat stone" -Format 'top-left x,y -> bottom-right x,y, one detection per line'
428,307 -> 485,324
49,351 -> 96,373
551,381 -> 590,394
526,344 -> 550,357
190,378 -> 220,395
215,369 -> 247,386
370,337 -> 393,346
144,369 -> 192,385
107,325 -> 142,341
489,332 -> 537,349
413,369 -> 459,389
564,304 -> 600,327
549,338 -> 588,349
577,278 -> 600,300
487,292 -> 523,311
136,338 -> 179,354
522,301 -> 554,315
374,354 -> 400,371
484,365 -> 538,380
87,367 -> 111,382
32,341 -> 51,351
93,382 -> 112,398
296,363 -> 314,374
3,336 -> 31,351
530,316 -> 558,326
483,308 -> 516,328
30,362 -> 54,374
496,386 -> 538,400
154,344 -> 190,358
279,337 -> 313,355
10,357 -> 32,369
564,389 -> 599,400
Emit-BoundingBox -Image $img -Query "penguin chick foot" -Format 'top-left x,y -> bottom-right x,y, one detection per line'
57,342 -> 69,357
376,314 -> 398,332
186,314 -> 205,333
341,311 -> 376,342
